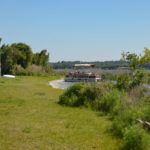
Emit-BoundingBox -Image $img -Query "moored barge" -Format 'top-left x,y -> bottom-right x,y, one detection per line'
64,64 -> 101,82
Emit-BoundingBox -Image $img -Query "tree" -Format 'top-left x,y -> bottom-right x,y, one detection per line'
39,49 -> 49,67
122,52 -> 140,70
118,49 -> 150,90
0,38 -> 2,76
0,44 -> 14,74
0,43 -> 33,74
140,48 -> 150,64
0,41 -> 50,75
11,43 -> 33,68
122,48 -> 150,69
32,49 -> 49,67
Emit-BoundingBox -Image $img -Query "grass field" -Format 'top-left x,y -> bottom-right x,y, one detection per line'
0,76 -> 121,150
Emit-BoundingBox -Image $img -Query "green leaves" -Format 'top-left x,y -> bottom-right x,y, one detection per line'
140,48 -> 150,64
0,42 -> 50,75
120,49 -> 150,90
122,48 -> 150,70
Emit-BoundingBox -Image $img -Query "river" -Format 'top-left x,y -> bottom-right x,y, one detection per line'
49,79 -> 75,90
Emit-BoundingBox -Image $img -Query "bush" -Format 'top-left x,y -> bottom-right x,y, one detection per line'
59,81 -> 124,115
147,74 -> 150,84
128,86 -> 146,105
59,83 -> 86,107
95,89 -> 121,114
59,82 -> 117,110
83,83 -> 112,109
111,109 -> 138,137
111,92 -> 128,117
130,69 -> 148,88
138,96 -> 150,122
82,84 -> 101,107
142,106 -> 150,122
116,69 -> 148,91
13,64 -> 52,76
59,79 -> 150,149
116,74 -> 130,91
122,125 -> 147,150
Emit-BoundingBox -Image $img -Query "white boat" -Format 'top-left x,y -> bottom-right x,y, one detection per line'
64,64 -> 101,82
3,75 -> 15,78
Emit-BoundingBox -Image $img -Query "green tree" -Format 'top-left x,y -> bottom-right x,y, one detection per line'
39,49 -> 49,67
0,44 -> 14,74
0,38 -> 2,76
140,48 -> 150,64
122,48 -> 150,69
0,41 -> 50,75
32,49 -> 49,67
119,49 -> 150,90
122,52 -> 140,70
11,43 -> 33,68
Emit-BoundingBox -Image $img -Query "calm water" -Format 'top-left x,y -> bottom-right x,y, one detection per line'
49,79 -> 75,90
49,79 -> 150,94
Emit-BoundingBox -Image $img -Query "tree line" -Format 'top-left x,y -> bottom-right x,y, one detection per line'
51,60 -> 128,69
0,39 -> 49,75
52,48 -> 150,70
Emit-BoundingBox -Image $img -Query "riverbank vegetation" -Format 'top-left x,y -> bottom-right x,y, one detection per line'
59,82 -> 150,149
59,49 -> 150,150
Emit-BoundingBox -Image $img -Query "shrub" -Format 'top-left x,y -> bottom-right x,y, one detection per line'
59,79 -> 150,149
122,125 -> 147,150
111,109 -> 138,137
147,74 -> 150,84
95,89 -> 121,114
83,83 -> 109,108
59,81 -> 124,114
13,64 -> 52,76
59,81 -> 125,115
59,83 -> 86,107
13,65 -> 28,75
116,69 -> 148,91
111,92 -> 128,117
116,74 -> 130,91
128,86 -> 146,105
103,73 -> 117,81
83,84 -> 101,107
129,69 -> 148,89
138,96 -> 150,122
59,82 -> 117,110
142,106 -> 150,122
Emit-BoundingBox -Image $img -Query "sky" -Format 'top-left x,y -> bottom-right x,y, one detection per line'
0,0 -> 150,62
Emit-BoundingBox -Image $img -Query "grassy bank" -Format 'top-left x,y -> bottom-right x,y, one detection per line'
59,82 -> 150,150
0,76 -> 121,150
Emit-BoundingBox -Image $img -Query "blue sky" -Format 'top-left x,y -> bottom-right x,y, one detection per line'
0,0 -> 150,62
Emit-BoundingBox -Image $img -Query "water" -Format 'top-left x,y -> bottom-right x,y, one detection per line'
49,79 -> 150,94
144,84 -> 150,89
49,79 -> 75,90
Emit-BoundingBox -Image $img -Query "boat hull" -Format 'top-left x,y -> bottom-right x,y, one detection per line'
64,77 -> 101,82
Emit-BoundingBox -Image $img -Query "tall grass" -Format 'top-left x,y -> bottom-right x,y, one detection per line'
59,82 -> 150,150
